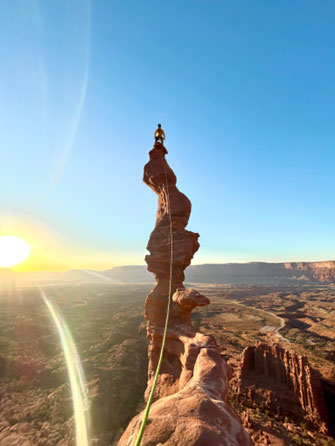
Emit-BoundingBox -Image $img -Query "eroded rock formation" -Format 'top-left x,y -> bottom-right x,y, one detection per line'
237,342 -> 330,434
117,142 -> 252,446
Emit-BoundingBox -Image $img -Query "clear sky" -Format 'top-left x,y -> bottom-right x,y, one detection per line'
1,0 -> 335,271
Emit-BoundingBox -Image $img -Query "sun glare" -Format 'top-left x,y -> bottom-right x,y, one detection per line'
0,235 -> 31,268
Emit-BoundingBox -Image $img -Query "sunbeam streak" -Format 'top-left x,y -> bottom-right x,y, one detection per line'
40,288 -> 90,446
48,0 -> 91,190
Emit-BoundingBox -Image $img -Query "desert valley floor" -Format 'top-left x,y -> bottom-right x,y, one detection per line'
0,281 -> 334,446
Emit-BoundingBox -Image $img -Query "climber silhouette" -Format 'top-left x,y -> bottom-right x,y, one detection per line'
154,123 -> 165,144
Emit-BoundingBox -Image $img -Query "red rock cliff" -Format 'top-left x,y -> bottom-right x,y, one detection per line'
237,342 -> 330,433
117,142 -> 253,446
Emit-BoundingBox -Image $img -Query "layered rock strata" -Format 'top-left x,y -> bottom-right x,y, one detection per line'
117,142 -> 252,446
237,342 -> 330,433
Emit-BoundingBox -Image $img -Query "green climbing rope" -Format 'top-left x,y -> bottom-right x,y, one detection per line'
133,166 -> 174,446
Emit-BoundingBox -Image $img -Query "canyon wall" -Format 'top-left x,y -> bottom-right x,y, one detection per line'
237,342 -> 330,434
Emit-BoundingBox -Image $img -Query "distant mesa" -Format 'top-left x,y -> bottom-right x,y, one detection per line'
100,261 -> 335,285
12,269 -> 121,285
12,261 -> 335,286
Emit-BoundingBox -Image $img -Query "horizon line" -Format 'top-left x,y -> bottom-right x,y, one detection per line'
4,259 -> 335,274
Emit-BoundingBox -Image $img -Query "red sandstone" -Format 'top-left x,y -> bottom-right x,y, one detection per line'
237,342 -> 330,434
117,142 -> 252,446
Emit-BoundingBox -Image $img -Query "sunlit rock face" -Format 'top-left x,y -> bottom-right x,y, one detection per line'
143,142 -> 200,328
237,342 -> 331,434
117,142 -> 253,446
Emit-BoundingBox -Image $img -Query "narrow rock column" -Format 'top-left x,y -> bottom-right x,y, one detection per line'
117,142 -> 253,446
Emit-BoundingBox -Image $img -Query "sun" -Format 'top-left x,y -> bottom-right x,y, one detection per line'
0,235 -> 31,268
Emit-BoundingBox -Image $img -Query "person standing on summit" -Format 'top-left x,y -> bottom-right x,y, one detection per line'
154,123 -> 165,144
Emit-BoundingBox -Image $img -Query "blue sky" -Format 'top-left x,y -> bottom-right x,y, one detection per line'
0,0 -> 335,269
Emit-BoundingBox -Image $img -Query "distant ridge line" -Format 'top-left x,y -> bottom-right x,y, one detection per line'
7,261 -> 335,285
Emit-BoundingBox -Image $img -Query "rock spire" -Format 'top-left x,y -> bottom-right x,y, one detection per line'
117,142 -> 252,446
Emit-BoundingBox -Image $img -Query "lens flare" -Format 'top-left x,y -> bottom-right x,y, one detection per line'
40,289 -> 90,446
48,1 -> 91,190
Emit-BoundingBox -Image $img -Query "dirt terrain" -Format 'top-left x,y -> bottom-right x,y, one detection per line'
191,284 -> 335,377
0,282 -> 334,445
191,283 -> 335,446
0,283 -> 150,446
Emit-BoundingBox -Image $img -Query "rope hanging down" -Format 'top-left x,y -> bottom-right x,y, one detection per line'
134,165 -> 174,446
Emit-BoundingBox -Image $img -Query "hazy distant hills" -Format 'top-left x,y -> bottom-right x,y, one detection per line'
5,261 -> 335,285
104,265 -> 153,282
2,269 -> 121,286
185,261 -> 335,284
105,262 -> 335,285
